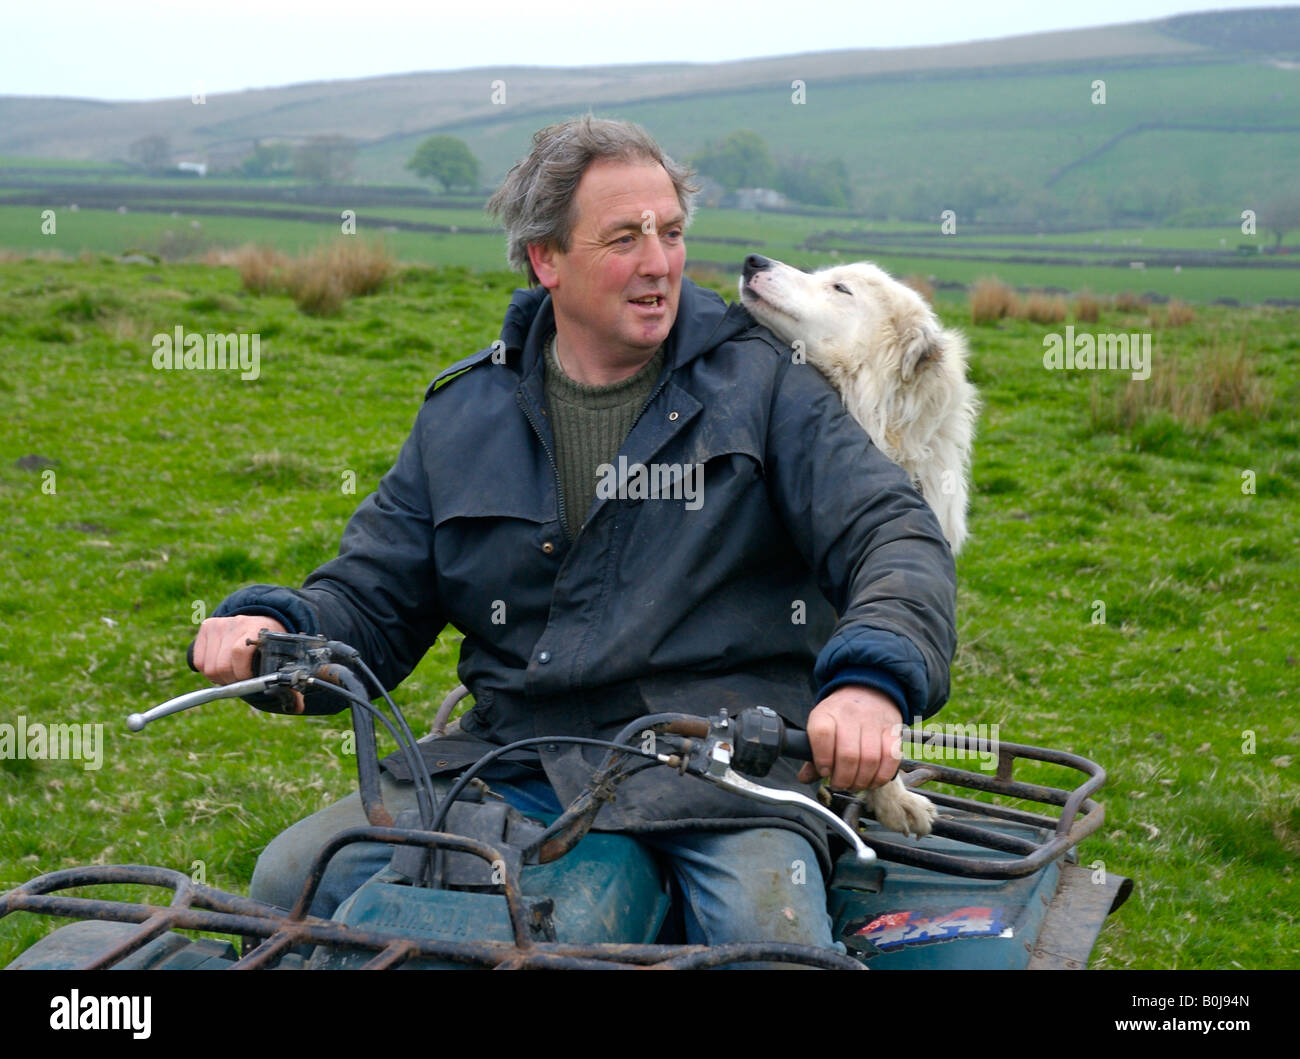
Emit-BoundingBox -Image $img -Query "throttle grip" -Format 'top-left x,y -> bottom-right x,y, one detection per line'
782,728 -> 813,762
730,706 -> 814,777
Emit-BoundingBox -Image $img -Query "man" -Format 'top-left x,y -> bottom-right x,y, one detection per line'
193,116 -> 956,952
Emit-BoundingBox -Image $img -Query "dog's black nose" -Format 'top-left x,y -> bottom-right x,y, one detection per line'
742,254 -> 772,279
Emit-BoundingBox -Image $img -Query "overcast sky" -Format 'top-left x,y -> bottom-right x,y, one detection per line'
4,0 -> 1294,101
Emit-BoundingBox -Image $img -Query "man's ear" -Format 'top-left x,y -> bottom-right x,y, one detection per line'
527,242 -> 561,290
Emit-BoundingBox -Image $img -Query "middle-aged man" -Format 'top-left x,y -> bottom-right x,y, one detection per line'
192,116 -> 956,953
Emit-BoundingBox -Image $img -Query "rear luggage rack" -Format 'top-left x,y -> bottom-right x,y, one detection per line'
833,731 -> 1113,881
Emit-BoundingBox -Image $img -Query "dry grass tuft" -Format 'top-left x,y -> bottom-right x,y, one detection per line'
1094,335 -> 1273,430
285,264 -> 348,317
231,244 -> 291,295
1164,299 -> 1196,327
969,277 -> 1019,325
1073,290 -> 1104,323
324,239 -> 393,298
1114,290 -> 1148,313
229,240 -> 394,316
1023,292 -> 1067,323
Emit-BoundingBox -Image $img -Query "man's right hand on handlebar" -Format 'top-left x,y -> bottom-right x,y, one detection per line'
192,616 -> 305,714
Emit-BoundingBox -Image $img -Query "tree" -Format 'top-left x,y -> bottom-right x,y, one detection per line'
240,140 -> 293,177
777,155 -> 853,208
1262,196 -> 1300,250
691,130 -> 776,191
293,136 -> 358,185
128,134 -> 171,173
406,135 -> 481,192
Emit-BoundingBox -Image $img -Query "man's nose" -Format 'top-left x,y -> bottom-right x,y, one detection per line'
639,232 -> 670,275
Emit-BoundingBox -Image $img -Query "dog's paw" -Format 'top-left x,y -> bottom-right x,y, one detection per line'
861,775 -> 936,838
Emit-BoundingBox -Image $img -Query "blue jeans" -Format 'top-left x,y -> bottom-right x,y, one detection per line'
249,771 -> 840,955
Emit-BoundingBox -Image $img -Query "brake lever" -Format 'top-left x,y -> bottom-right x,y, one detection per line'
126,673 -> 289,731
696,741 -> 876,864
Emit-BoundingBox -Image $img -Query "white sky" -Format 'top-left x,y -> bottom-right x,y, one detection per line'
5,0 -> 1295,101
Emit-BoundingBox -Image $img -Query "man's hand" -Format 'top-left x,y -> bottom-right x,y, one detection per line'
797,685 -> 904,791
192,615 -> 304,714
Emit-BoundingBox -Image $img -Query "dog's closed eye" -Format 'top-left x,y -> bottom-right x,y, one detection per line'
832,282 -> 852,295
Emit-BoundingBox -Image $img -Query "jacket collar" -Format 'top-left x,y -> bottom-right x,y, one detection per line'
499,276 -> 755,379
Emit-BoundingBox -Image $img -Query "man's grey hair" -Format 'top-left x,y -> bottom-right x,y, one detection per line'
486,115 -> 699,287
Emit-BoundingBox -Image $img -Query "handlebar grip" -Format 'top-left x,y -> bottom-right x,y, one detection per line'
186,638 -> 264,676
783,728 -> 813,762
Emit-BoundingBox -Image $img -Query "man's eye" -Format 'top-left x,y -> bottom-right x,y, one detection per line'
666,229 -> 684,239
833,282 -> 852,295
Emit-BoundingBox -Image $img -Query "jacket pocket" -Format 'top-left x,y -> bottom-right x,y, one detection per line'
432,501 -> 561,664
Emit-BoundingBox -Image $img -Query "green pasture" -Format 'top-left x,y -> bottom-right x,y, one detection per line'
1,197 -> 1295,303
0,256 -> 1296,967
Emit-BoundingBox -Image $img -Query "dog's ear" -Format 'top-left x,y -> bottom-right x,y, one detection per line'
899,325 -> 943,382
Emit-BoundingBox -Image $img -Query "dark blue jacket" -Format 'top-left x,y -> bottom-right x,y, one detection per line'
216,278 -> 956,870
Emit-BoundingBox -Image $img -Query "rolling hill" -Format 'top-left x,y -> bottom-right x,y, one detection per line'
1,7 -> 1296,219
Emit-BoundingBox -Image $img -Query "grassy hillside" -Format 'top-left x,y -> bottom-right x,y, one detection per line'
386,61 -> 1300,206
1,19 -> 1209,163
3,9 -> 1297,221
0,256 -> 1296,968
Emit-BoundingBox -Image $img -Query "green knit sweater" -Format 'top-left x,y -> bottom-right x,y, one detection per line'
543,332 -> 664,541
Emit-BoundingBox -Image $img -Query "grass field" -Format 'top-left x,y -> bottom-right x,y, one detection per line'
2,191 -> 1297,304
0,251 -> 1296,967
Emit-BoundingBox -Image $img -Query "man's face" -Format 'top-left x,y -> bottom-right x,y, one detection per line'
530,158 -> 686,368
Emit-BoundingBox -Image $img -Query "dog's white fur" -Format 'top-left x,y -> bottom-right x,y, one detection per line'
740,257 -> 978,554
739,256 -> 981,838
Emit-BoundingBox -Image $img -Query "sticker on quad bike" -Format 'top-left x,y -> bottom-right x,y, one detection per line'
849,906 -> 1013,950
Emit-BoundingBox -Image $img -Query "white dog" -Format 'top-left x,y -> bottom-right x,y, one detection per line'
738,254 -> 977,555
739,254 -> 980,838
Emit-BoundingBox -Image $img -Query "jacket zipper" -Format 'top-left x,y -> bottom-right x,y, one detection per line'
627,340 -> 681,434
517,392 -> 572,543
630,373 -> 671,434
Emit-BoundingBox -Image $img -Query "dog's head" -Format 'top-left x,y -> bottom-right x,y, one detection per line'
738,255 -> 944,384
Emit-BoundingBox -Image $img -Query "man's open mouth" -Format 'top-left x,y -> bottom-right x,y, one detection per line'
628,295 -> 665,308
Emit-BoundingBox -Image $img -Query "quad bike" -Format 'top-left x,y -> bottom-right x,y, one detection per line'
3,633 -> 1131,970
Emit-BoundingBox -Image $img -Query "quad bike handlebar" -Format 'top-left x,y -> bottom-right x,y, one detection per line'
3,631 -> 1126,971
161,632 -> 872,861
154,632 -> 1112,878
